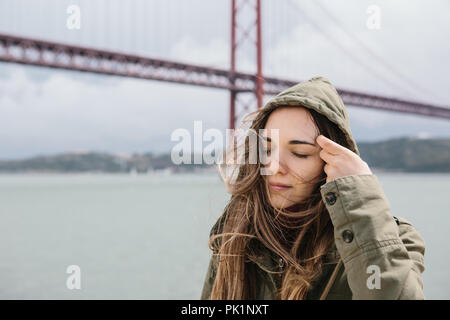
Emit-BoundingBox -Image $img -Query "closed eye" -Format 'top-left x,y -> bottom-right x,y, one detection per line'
292,152 -> 308,158
262,150 -> 308,158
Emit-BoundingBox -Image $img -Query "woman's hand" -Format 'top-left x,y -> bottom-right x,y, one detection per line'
316,135 -> 372,183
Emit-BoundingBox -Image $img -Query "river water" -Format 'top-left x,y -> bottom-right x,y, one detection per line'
0,172 -> 448,299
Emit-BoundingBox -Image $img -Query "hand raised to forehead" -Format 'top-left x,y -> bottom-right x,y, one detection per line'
316,135 -> 372,183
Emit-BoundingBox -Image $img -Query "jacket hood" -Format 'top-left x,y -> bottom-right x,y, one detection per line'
263,76 -> 360,156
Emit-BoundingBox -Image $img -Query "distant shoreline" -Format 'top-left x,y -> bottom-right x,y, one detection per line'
0,167 -> 449,175
1,137 -> 449,173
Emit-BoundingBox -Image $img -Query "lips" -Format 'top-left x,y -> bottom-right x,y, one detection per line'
269,182 -> 292,191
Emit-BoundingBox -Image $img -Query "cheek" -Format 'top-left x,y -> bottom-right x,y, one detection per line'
310,155 -> 325,173
291,155 -> 323,177
288,156 -> 324,190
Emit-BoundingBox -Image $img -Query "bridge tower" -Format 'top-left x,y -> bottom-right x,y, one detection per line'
229,0 -> 263,129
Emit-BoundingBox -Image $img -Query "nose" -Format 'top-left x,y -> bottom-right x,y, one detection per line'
266,152 -> 288,176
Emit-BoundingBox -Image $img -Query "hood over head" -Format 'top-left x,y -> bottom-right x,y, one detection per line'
263,76 -> 360,156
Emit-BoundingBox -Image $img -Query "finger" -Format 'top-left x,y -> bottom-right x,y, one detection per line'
316,135 -> 350,155
319,149 -> 337,164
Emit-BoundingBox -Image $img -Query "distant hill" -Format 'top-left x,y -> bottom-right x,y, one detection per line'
0,151 -> 209,174
0,137 -> 449,173
358,137 -> 450,173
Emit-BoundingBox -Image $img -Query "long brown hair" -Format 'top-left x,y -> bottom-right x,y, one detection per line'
208,103 -> 351,299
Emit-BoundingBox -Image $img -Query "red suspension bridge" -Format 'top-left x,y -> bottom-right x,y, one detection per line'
0,0 -> 449,129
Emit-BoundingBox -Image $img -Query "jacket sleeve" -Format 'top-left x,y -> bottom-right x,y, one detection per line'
320,174 -> 426,299
200,254 -> 218,300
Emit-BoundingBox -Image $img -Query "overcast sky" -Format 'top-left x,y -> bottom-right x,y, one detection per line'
0,0 -> 449,160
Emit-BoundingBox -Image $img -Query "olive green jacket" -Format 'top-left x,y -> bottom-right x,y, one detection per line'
200,77 -> 426,300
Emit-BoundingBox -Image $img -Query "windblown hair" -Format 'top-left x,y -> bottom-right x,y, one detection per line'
208,103 -> 352,300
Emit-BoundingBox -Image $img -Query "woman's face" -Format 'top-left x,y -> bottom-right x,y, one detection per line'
262,106 -> 324,209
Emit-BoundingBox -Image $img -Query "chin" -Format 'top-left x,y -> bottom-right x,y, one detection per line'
269,196 -> 295,209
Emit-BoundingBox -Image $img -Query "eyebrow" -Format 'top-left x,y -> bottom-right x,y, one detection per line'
263,136 -> 316,146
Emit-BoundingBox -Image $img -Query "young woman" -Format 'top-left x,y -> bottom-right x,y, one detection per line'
200,76 -> 425,300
